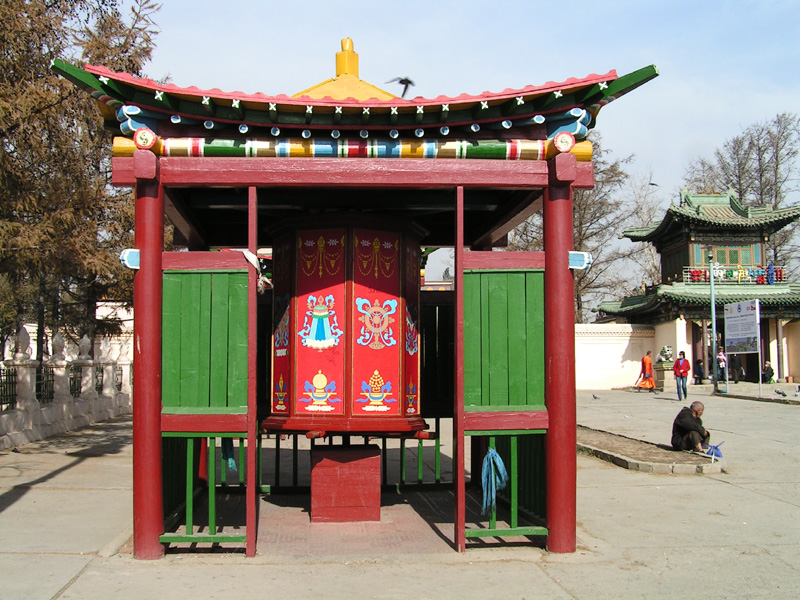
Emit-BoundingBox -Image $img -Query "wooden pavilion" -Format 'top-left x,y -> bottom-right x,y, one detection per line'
53,39 -> 656,558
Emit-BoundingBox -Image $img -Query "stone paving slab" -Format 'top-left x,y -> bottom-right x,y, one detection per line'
2,390 -> 800,599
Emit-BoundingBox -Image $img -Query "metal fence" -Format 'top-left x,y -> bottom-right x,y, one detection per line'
69,365 -> 82,397
35,366 -> 54,404
0,368 -> 16,411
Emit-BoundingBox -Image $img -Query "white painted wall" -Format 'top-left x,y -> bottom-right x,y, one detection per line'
575,324 -> 655,389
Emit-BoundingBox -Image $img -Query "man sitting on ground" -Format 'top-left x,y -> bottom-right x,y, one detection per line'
671,400 -> 709,452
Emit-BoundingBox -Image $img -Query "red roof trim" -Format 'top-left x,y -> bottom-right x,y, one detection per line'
85,64 -> 618,109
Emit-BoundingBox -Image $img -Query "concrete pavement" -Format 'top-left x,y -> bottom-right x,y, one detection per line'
2,384 -> 799,599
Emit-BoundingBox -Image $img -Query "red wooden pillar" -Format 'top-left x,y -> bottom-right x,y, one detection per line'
454,185 -> 466,551
544,154 -> 577,553
132,150 -> 165,559
246,186 -> 258,556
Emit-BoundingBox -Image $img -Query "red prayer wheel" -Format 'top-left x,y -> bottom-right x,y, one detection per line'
263,217 -> 425,434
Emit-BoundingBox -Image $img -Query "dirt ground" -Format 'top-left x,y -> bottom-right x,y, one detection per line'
577,425 -> 711,465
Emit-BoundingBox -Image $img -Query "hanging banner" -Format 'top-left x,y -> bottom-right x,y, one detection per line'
724,300 -> 760,354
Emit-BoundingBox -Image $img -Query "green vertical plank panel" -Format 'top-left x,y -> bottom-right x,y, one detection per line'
196,273 -> 213,408
226,273 -> 248,408
463,273 -> 483,407
506,273 -> 528,406
179,274 -> 202,408
208,438 -> 216,536
185,437 -> 194,535
510,435 -> 519,528
487,273 -> 509,407
525,272 -> 546,407
162,274 -> 183,408
479,273 -> 491,407
209,273 -> 231,408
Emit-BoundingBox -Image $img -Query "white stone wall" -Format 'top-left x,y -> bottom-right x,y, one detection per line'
0,325 -> 132,450
575,324 -> 655,389
783,320 -> 800,383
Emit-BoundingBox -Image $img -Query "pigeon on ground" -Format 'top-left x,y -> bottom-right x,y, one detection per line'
592,394 -> 600,400
775,389 -> 787,397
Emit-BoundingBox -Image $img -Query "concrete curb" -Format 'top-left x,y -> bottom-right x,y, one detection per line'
713,391 -> 800,405
577,441 -> 725,474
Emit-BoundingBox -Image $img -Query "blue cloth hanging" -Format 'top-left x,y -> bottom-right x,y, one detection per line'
481,447 -> 509,515
221,438 -> 237,471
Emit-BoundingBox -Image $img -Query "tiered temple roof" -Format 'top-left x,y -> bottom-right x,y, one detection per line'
598,191 -> 800,321
624,191 -> 800,244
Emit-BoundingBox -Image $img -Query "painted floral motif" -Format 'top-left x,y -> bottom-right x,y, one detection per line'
357,369 -> 395,412
298,370 -> 339,412
404,304 -> 418,355
405,380 -> 418,414
274,294 -> 290,356
355,235 -> 397,279
299,235 -> 344,278
273,375 -> 288,411
356,298 -> 397,349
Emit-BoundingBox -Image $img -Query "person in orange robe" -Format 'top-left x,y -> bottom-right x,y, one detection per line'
636,350 -> 656,392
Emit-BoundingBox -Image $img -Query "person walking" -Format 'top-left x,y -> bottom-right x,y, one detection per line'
716,349 -> 727,381
636,350 -> 656,392
673,350 -> 691,401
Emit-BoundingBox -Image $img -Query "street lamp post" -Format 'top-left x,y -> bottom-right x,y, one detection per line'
708,247 -> 718,391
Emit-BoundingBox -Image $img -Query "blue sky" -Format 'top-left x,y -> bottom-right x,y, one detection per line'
140,0 -> 799,212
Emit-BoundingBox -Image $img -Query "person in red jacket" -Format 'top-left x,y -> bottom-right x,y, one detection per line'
673,350 -> 691,401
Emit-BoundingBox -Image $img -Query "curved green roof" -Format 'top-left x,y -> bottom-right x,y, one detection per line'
598,281 -> 800,318
624,191 -> 800,242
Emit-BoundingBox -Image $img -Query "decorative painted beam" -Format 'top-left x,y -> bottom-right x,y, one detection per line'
151,88 -> 180,112
112,156 -> 551,188
113,135 -> 593,162
201,96 -> 217,116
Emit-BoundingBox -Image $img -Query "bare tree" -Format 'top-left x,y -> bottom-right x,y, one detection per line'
0,0 -> 160,358
510,134 -> 636,322
683,112 -> 800,270
621,171 -> 665,289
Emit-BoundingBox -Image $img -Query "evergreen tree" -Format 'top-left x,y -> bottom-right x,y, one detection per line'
0,0 -> 160,358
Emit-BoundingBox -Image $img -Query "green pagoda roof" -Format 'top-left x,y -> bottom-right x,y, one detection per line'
623,191 -> 800,242
597,281 -> 800,320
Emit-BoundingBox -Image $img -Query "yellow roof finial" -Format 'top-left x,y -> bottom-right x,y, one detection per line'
336,37 -> 359,78
293,38 -> 395,100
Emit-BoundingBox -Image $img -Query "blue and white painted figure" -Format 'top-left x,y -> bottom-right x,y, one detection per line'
298,294 -> 343,350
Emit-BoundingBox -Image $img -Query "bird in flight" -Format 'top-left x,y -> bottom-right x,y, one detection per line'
386,77 -> 415,98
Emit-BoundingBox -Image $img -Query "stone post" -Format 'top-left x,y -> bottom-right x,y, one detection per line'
71,335 -> 97,401
119,338 -> 133,396
97,337 -> 118,398
4,327 -> 40,416
48,332 -> 71,403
